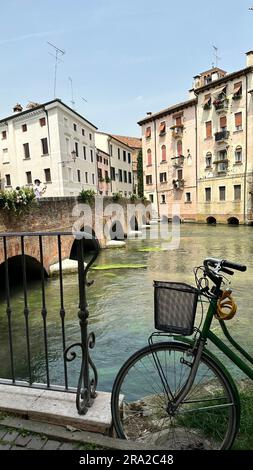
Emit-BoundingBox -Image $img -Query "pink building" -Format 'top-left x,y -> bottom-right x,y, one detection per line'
96,148 -> 111,196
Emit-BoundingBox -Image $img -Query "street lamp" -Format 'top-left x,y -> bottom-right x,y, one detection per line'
71,150 -> 77,162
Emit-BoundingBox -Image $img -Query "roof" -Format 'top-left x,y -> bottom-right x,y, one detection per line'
111,135 -> 142,149
96,147 -> 110,156
193,67 -> 227,79
194,66 -> 253,94
0,98 -> 98,130
137,98 -> 197,126
96,131 -> 133,149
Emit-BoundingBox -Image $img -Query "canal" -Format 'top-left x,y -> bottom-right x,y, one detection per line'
0,224 -> 253,392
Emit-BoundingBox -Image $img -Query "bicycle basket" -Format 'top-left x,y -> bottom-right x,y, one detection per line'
154,281 -> 199,335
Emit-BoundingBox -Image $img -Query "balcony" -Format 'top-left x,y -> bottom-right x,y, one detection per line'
213,98 -> 229,113
171,155 -> 184,168
172,179 -> 184,190
171,125 -> 184,139
215,130 -> 230,143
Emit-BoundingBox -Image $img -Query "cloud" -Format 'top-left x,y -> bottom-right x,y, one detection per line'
0,30 -> 64,46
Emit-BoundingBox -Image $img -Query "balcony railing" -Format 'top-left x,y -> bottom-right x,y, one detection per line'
171,155 -> 184,167
172,179 -> 184,190
214,98 -> 229,112
215,130 -> 230,142
171,125 -> 184,138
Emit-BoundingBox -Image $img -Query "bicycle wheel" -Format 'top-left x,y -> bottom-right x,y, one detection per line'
111,341 -> 239,450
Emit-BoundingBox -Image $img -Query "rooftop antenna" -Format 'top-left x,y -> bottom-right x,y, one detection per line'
81,96 -> 88,103
47,41 -> 65,98
212,44 -> 221,68
69,77 -> 75,109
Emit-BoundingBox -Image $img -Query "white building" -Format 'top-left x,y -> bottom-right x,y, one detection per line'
0,99 -> 98,196
95,132 -> 133,196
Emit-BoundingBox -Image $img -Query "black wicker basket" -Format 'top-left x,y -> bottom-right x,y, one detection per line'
154,281 -> 199,336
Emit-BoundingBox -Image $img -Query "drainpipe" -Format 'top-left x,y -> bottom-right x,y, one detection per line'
154,120 -> 160,218
195,101 -> 198,213
108,137 -> 113,195
244,75 -> 248,224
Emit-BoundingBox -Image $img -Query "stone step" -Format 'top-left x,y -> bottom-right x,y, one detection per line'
0,384 -> 112,435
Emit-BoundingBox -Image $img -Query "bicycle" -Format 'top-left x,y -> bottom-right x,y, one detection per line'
111,257 -> 253,450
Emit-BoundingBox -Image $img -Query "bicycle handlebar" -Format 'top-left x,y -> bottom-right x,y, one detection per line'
204,258 -> 247,273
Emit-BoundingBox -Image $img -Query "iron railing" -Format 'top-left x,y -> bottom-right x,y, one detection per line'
0,231 -> 100,415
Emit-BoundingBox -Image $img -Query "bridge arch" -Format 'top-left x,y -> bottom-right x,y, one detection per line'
206,216 -> 217,225
227,217 -> 239,226
0,254 -> 48,287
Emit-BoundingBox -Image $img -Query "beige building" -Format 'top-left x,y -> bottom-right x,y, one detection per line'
95,132 -> 133,196
0,99 -> 98,196
138,100 -> 197,222
111,136 -> 142,195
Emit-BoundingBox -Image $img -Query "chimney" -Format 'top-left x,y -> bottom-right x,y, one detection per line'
146,111 -> 152,116
13,103 -> 23,113
188,88 -> 195,99
246,51 -> 253,67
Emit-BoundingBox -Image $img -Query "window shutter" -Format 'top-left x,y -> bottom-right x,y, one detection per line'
159,122 -> 166,134
220,116 -> 227,128
177,141 -> 182,156
147,150 -> 152,166
145,127 -> 151,138
206,121 -> 212,138
235,112 -> 242,127
161,145 -> 166,161
176,116 -> 182,126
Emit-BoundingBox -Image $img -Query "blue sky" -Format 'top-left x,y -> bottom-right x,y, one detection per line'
0,0 -> 252,135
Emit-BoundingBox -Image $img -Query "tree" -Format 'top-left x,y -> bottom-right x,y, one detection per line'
137,150 -> 144,198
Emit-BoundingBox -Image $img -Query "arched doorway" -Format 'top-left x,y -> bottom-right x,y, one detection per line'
227,217 -> 239,226
206,216 -> 217,225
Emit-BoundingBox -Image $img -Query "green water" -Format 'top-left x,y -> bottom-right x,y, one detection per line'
0,224 -> 253,392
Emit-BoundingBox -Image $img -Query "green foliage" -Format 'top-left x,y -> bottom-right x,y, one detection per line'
232,384 -> 253,450
129,194 -> 138,202
112,192 -> 122,201
105,176 -> 111,183
137,149 -> 144,198
79,189 -> 96,203
0,187 -> 35,215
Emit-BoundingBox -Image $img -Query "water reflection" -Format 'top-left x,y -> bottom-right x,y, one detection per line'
0,224 -> 253,391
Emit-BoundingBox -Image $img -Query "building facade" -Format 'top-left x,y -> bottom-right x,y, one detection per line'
0,99 -> 98,197
95,132 -> 133,196
111,135 -> 142,195
138,50 -> 253,224
96,148 -> 112,196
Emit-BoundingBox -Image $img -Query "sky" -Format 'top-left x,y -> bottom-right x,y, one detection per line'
0,0 -> 253,136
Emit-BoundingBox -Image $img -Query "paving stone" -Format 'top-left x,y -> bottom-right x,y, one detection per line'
0,444 -> 11,450
59,442 -> 75,450
0,428 -> 7,440
26,436 -> 45,450
10,446 -> 26,450
42,439 -> 61,450
15,434 -> 32,447
2,430 -> 19,443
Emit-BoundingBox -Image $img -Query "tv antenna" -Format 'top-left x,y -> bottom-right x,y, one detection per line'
47,41 -> 65,98
81,96 -> 88,103
69,77 -> 75,108
212,44 -> 221,68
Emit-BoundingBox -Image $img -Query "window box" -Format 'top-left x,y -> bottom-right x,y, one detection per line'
215,130 -> 230,142
214,98 -> 229,112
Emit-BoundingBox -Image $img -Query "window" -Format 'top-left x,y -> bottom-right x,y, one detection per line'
161,145 -> 166,162
175,116 -> 182,127
161,194 -> 166,204
2,148 -> 9,163
110,144 -> 113,156
147,149 -> 152,166
149,194 -> 154,203
73,123 -> 77,131
119,169 -> 123,182
146,175 -> 152,185
92,173 -> 95,185
26,171 -> 32,184
217,162 -> 228,172
23,143 -> 30,159
177,169 -> 183,181
206,152 -> 212,168
235,112 -> 242,131
85,172 -> 88,183
219,186 -> 226,201
123,150 -> 126,162
124,170 -> 127,183
177,140 -> 182,157
234,185 -> 241,201
220,116 -> 227,130
41,138 -> 49,155
235,146 -> 242,163
22,124 -> 27,132
203,93 -> 211,109
145,126 -> 151,138
105,170 -> 109,180
2,130 -> 7,139
159,121 -> 166,135
206,121 -> 212,138
82,129 -> 85,136
64,117 -> 68,127
68,167 -> 73,181
66,138 -> 70,156
77,169 -> 81,182
128,172 -> 132,184
75,141 -> 79,157
5,174 -> 11,186
98,168 -> 103,180
90,149 -> 94,162
185,192 -> 191,203
160,172 -> 167,183
233,82 -> 242,99
89,133 -> 92,141
128,153 -> 131,164
111,167 -> 115,181
205,187 -> 211,202
40,117 -> 46,127
83,146 -> 86,159
44,168 -> 51,182
118,148 -> 120,159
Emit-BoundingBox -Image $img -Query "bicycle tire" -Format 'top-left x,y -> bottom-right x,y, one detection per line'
111,341 -> 239,450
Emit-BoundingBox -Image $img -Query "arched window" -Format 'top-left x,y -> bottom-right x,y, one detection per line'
235,146 -> 242,163
177,140 -> 182,157
161,145 -> 166,161
206,152 -> 212,168
147,149 -> 152,166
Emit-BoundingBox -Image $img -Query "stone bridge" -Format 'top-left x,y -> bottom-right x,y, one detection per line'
0,196 -> 150,276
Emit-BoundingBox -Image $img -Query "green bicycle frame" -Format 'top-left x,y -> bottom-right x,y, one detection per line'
201,298 -> 253,380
